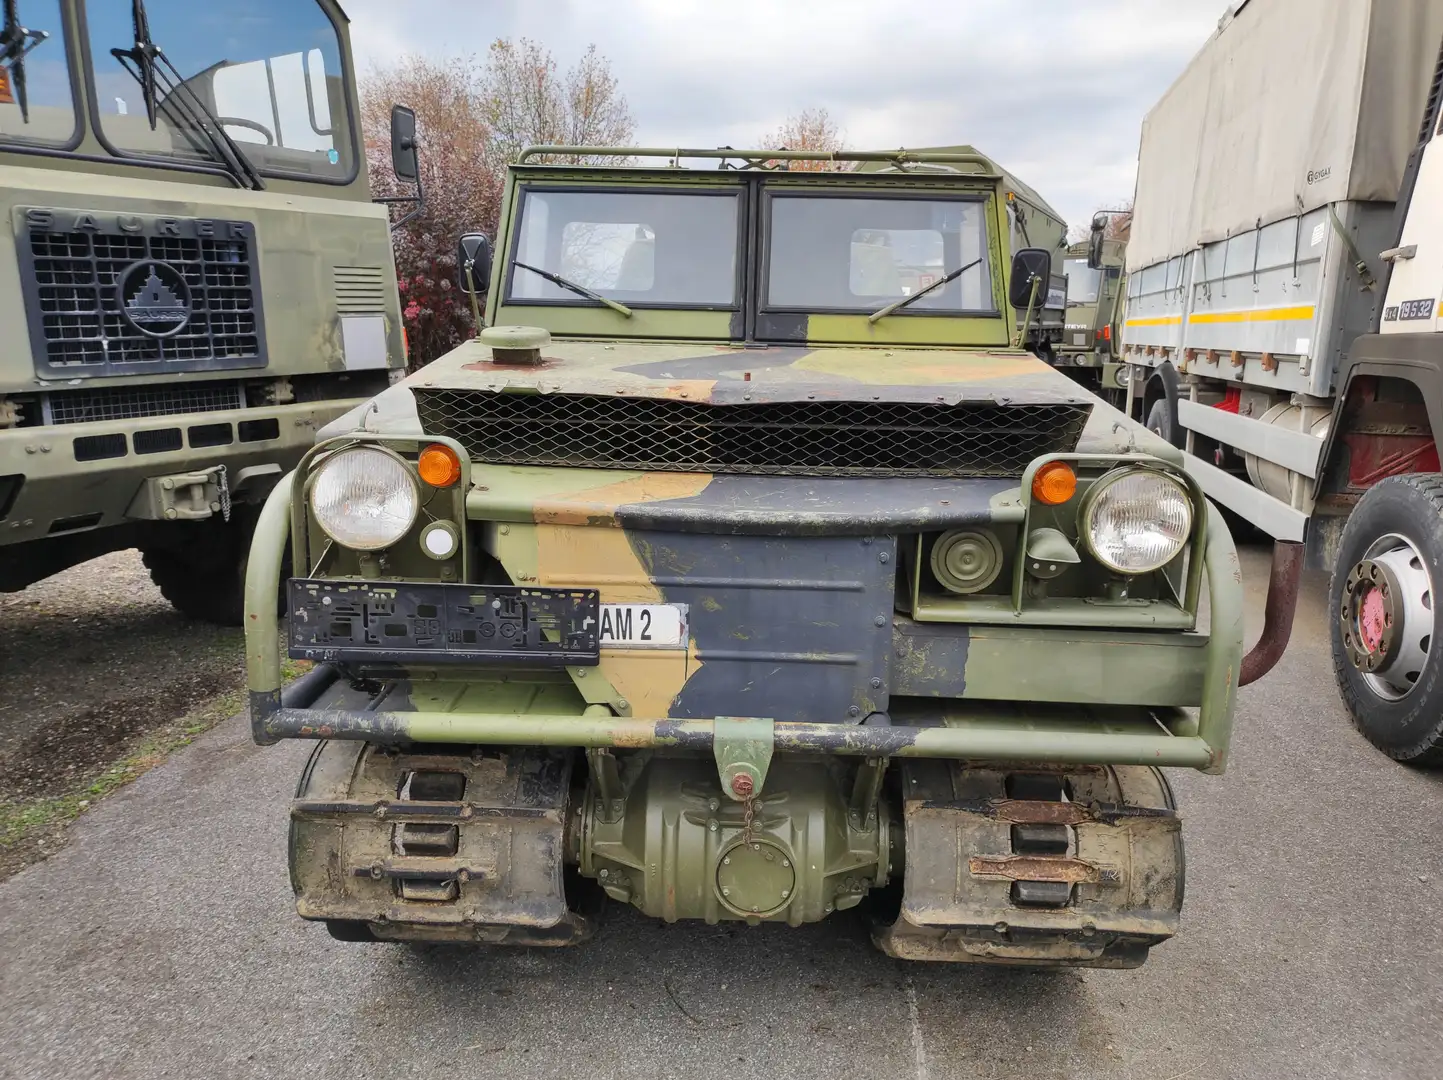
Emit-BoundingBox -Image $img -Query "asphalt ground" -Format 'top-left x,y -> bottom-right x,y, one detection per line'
1,544 -> 1440,1080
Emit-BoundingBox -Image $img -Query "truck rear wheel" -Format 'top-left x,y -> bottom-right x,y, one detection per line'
1329,474 -> 1443,764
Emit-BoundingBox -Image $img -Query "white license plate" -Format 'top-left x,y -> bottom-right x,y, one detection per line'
599,604 -> 689,649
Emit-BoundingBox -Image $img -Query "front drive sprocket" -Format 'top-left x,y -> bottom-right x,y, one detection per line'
874,761 -> 1182,969
289,740 -> 593,945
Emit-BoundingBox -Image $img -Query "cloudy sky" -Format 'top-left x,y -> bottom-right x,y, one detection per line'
343,0 -> 1229,230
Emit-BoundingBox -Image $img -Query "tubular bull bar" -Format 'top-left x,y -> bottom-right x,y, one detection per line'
246,470 -> 1300,773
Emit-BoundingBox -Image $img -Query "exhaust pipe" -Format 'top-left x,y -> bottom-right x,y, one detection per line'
1239,540 -> 1304,686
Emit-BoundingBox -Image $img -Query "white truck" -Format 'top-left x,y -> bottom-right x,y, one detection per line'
1115,0 -> 1443,762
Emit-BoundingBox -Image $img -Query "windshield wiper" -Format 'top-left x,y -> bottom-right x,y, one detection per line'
0,0 -> 49,124
109,0 -> 264,190
868,257 -> 983,324
513,260 -> 633,318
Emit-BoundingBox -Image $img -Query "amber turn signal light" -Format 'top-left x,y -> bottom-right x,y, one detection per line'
1031,461 -> 1077,505
417,443 -> 462,487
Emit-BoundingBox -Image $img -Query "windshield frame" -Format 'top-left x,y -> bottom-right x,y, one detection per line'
758,189 -> 1001,318
72,0 -> 361,186
0,0 -> 83,151
501,182 -> 749,313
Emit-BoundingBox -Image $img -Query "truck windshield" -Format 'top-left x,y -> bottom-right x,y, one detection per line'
508,189 -> 741,307
84,0 -> 354,181
766,195 -> 992,313
1064,259 -> 1101,305
0,0 -> 74,147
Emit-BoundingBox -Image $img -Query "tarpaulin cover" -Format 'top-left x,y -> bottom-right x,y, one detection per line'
1127,0 -> 1443,271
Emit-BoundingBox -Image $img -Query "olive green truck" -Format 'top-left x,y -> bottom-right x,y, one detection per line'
1,0 -> 406,621
245,145 -> 1293,967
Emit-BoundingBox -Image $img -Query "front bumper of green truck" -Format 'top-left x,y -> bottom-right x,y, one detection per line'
245,446 -> 1247,774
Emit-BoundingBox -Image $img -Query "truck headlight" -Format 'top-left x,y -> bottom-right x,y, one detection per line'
1081,467 -> 1192,574
309,446 -> 419,551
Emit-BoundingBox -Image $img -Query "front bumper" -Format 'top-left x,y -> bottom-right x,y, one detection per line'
0,400 -> 361,544
246,471 -> 1247,774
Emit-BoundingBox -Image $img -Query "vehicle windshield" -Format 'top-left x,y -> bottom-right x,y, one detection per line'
84,0 -> 354,180
766,195 -> 992,313
0,0 -> 74,146
508,189 -> 740,307
1065,258 -> 1101,306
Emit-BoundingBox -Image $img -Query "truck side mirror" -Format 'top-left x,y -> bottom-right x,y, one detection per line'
1087,211 -> 1108,270
1008,248 -> 1052,309
458,233 -> 492,295
391,104 -> 419,183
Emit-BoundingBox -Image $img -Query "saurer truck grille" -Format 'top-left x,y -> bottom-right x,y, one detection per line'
16,208 -> 268,379
414,389 -> 1091,477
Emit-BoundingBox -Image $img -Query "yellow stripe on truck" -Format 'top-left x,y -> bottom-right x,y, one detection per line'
1124,315 -> 1183,327
1188,305 -> 1315,325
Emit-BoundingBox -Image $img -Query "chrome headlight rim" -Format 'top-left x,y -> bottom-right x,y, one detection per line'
1079,465 -> 1194,575
308,444 -> 420,552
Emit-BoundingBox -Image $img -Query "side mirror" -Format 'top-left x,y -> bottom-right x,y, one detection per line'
1008,248 -> 1052,309
1087,211 -> 1108,270
457,233 -> 492,295
391,104 -> 419,184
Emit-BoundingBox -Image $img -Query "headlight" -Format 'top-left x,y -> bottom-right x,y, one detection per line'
1081,468 -> 1192,574
309,446 -> 419,551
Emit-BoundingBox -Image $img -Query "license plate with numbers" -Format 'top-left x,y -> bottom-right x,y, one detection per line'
599,604 -> 689,649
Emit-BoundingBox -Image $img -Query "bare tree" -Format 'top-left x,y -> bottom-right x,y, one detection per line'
478,39 -> 635,170
755,107 -> 851,171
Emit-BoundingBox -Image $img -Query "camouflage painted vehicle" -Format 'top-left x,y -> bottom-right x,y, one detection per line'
245,145 -> 1268,968
0,0 -> 405,622
1054,231 -> 1126,396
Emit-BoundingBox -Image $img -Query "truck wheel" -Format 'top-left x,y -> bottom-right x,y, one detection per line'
141,510 -> 286,626
1329,474 -> 1443,764
1146,397 -> 1177,446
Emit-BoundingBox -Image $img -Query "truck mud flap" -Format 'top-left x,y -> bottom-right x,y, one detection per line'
874,761 -> 1182,969
289,740 -> 592,945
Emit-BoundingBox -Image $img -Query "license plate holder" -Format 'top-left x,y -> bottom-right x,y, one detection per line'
287,579 -> 599,666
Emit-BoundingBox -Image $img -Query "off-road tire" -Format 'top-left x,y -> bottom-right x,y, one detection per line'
141,510 -> 285,626
1146,397 -> 1177,446
1328,473 -> 1443,765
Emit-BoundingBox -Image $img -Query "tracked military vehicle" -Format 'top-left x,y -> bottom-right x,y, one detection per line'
245,145 -> 1282,968
1,0 -> 405,622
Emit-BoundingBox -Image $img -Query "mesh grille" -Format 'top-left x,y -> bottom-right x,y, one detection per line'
46,383 -> 245,424
20,212 -> 265,378
415,390 -> 1090,477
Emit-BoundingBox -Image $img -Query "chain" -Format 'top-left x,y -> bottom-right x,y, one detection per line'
740,795 -> 756,847
215,464 -> 231,522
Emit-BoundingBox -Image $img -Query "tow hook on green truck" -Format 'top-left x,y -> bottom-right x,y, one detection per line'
246,145 -> 1289,967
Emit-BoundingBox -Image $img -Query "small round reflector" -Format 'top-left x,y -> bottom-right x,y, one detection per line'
417,444 -> 461,487
1032,461 -> 1077,505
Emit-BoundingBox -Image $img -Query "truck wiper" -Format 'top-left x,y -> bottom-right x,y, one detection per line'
513,260 -> 633,318
109,0 -> 264,190
0,0 -> 50,124
868,257 -> 983,324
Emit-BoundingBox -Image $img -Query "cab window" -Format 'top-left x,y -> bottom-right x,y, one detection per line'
509,189 -> 741,308
1064,259 -> 1102,305
84,0 -> 355,180
766,195 -> 993,313
0,0 -> 76,147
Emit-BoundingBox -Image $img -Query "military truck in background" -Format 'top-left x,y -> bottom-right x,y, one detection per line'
1055,232 -> 1126,399
0,0 -> 408,623
1117,0 -> 1443,761
244,143 -> 1290,967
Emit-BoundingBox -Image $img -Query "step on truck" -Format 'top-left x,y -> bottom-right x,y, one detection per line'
245,144 -> 1290,966
0,0 -> 408,622
1116,0 -> 1443,762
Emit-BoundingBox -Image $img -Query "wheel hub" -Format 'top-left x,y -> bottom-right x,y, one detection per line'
1340,535 -> 1435,700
